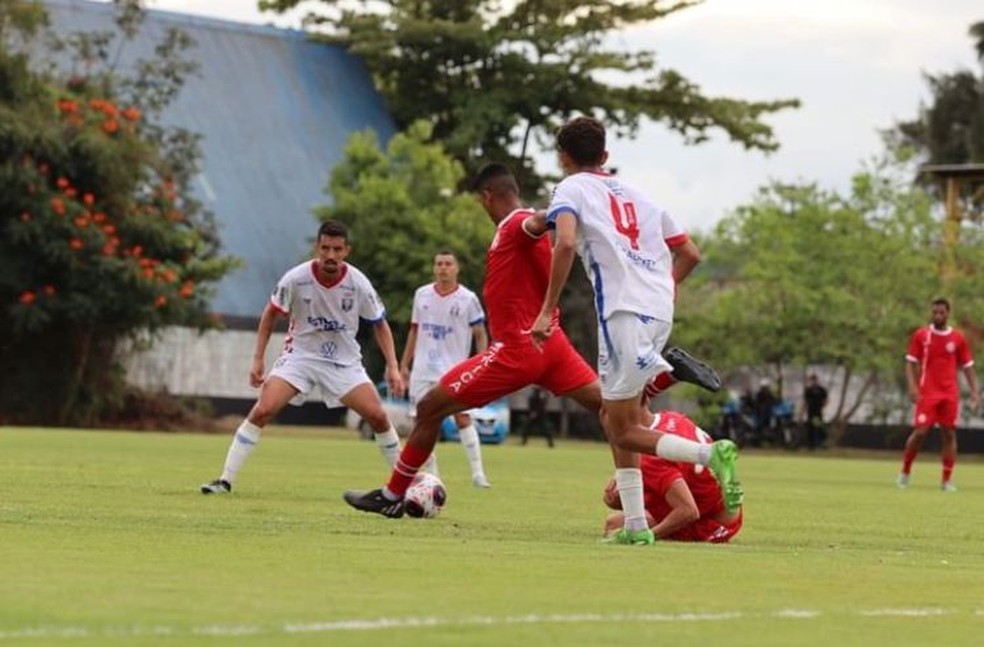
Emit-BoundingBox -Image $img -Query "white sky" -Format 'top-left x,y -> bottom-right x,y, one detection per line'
143,0 -> 983,233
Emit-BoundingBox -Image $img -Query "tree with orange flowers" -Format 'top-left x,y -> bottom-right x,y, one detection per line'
0,1 -> 239,425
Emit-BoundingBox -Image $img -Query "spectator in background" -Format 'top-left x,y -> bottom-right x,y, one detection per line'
754,379 -> 777,441
522,386 -> 554,448
802,374 -> 829,450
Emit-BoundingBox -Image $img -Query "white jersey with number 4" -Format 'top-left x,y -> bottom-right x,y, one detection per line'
410,283 -> 485,383
270,261 -> 386,366
547,171 -> 687,323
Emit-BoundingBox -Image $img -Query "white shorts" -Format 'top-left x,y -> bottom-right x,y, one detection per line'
408,375 -> 474,418
597,311 -> 673,400
269,353 -> 372,408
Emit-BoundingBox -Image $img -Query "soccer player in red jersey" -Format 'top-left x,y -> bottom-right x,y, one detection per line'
601,411 -> 743,543
897,298 -> 980,491
343,163 -> 600,517
343,164 -> 727,519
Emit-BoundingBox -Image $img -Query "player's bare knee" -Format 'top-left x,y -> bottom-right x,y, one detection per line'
361,409 -> 390,432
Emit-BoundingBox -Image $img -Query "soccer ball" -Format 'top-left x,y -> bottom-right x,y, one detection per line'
404,472 -> 447,519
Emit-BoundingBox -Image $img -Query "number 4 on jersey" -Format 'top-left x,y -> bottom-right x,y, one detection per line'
609,193 -> 640,250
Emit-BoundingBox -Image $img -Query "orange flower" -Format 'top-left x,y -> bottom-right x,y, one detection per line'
83,193 -> 95,206
122,106 -> 141,121
142,268 -> 155,279
161,269 -> 178,283
19,212 -> 31,223
19,291 -> 36,305
102,119 -> 119,135
57,99 -> 78,113
69,238 -> 84,250
132,245 -> 143,257
56,177 -> 70,189
179,282 -> 195,298
73,216 -> 90,228
154,295 -> 168,308
93,212 -> 107,224
64,187 -> 77,199
102,243 -> 117,256
51,197 -> 66,216
101,224 -> 116,236
43,285 -> 56,296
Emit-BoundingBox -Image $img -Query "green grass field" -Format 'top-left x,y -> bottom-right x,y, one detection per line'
2,426 -> 983,646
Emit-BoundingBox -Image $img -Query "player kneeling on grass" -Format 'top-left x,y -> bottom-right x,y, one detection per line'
602,410 -> 744,543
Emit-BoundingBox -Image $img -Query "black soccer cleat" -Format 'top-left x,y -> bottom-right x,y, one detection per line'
343,488 -> 405,519
200,479 -> 232,494
663,347 -> 723,392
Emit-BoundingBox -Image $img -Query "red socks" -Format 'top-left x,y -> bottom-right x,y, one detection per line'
386,444 -> 431,497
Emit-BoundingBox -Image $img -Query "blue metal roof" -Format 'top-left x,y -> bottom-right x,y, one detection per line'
43,0 -> 395,317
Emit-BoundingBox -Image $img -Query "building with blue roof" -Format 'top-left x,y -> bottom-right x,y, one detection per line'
43,1 -> 395,409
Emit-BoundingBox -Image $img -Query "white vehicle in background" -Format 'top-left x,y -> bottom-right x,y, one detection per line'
346,382 -> 510,444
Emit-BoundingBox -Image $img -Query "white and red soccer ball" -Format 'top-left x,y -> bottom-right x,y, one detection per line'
404,472 -> 447,519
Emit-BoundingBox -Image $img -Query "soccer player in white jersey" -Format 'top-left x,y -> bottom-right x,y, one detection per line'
530,116 -> 742,545
400,250 -> 492,487
200,220 -> 406,494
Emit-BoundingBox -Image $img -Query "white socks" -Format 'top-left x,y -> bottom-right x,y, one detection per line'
220,420 -> 262,484
655,433 -> 711,465
374,427 -> 402,469
457,424 -> 487,480
615,468 -> 647,532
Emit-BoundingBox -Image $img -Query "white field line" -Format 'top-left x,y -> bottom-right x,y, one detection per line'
0,608 -> 977,641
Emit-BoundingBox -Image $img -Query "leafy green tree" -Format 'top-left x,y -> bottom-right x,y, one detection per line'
260,0 -> 799,197
889,20 -> 984,216
0,1 -> 238,425
672,156 -> 984,439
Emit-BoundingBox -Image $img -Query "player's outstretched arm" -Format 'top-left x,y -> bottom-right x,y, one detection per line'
651,479 -> 700,539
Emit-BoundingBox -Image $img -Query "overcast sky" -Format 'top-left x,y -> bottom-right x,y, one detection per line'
144,0 -> 983,233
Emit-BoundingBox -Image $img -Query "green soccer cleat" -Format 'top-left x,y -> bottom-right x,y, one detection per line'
709,439 -> 743,513
601,528 -> 656,546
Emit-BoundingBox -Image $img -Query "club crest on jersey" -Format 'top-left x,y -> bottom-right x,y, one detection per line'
946,341 -> 956,353
450,304 -> 461,318
341,296 -> 354,312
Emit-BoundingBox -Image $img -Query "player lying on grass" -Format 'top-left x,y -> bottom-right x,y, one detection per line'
602,410 -> 743,543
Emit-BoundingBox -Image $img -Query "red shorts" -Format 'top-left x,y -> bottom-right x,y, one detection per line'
913,396 -> 959,429
439,330 -> 597,407
672,511 -> 743,543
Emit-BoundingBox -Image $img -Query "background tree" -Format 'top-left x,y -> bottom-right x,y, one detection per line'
0,0 -> 238,425
259,0 -> 799,198
889,20 -> 984,217
672,155 -> 984,440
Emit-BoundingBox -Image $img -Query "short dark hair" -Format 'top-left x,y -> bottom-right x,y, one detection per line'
932,297 -> 951,311
318,220 -> 348,241
557,116 -> 606,167
472,162 -> 519,196
434,248 -> 457,260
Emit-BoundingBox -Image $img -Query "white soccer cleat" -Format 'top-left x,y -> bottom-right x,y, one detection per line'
472,474 -> 492,488
895,473 -> 909,489
941,481 -> 958,492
